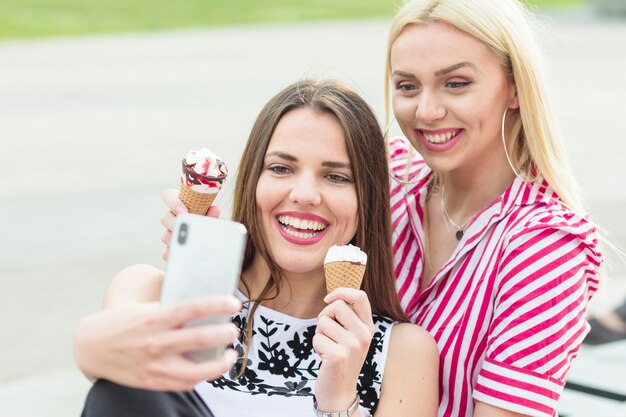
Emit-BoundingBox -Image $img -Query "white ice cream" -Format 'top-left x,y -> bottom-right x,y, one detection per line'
324,244 -> 367,265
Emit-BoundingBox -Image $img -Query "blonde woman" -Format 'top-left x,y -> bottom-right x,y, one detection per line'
384,1 -> 602,417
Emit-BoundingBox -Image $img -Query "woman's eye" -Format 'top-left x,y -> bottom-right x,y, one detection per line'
395,82 -> 418,92
268,165 -> 290,174
446,81 -> 471,89
327,174 -> 352,184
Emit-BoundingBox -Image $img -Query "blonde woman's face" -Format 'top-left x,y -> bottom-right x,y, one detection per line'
390,22 -> 518,176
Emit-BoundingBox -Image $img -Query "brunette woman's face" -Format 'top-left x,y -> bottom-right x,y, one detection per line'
390,22 -> 518,175
255,108 -> 358,276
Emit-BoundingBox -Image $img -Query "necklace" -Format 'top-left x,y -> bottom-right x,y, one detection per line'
440,186 -> 471,241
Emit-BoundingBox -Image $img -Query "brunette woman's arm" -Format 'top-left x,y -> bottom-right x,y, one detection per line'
74,264 -> 240,390
374,323 -> 439,417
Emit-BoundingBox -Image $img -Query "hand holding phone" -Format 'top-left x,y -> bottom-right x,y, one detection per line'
161,213 -> 247,362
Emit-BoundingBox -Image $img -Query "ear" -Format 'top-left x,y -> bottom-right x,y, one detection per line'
508,85 -> 520,109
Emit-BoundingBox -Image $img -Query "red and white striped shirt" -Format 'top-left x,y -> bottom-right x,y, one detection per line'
388,138 -> 602,417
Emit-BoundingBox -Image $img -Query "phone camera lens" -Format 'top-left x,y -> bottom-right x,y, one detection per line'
178,223 -> 188,245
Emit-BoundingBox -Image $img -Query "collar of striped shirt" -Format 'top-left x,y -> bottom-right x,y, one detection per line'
394,159 -> 564,297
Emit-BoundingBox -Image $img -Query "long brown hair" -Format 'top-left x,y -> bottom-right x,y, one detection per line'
231,80 -> 408,374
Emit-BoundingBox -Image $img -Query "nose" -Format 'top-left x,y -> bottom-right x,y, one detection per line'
288,172 -> 321,206
416,90 -> 446,123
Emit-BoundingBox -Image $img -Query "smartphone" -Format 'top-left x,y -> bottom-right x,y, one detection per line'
160,213 -> 247,362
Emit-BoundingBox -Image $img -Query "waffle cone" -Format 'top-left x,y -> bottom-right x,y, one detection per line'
324,261 -> 366,293
179,184 -> 218,215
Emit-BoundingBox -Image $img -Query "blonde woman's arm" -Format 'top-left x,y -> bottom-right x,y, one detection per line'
160,188 -> 220,261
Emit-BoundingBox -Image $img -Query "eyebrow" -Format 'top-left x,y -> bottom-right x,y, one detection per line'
391,62 -> 477,79
391,70 -> 417,80
434,62 -> 476,76
265,151 -> 296,161
322,161 -> 351,169
265,151 -> 351,169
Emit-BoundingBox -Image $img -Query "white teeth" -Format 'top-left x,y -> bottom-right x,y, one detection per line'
277,216 -> 327,233
278,223 -> 318,239
423,130 -> 459,144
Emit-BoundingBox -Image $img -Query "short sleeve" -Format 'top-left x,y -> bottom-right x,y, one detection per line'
388,137 -> 428,188
473,209 -> 603,417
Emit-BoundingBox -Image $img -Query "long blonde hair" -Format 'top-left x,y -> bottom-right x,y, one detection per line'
385,0 -> 584,213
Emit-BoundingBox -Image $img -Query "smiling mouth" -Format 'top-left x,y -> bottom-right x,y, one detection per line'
421,129 -> 461,144
277,215 -> 327,239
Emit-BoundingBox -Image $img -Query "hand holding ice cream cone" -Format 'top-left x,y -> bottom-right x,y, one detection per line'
180,148 -> 228,215
324,244 -> 367,293
316,252 -> 374,411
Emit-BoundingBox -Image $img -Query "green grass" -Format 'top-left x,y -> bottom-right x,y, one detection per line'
529,0 -> 584,5
0,0 -> 583,40
524,0 -> 584,10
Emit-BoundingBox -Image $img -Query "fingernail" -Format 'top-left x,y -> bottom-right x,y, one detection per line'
175,205 -> 187,214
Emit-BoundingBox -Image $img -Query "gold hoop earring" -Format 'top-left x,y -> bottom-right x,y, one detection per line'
502,107 -> 522,179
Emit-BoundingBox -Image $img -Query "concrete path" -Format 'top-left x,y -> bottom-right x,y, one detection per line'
0,6 -> 625,417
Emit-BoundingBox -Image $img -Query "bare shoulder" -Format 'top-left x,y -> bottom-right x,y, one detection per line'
103,264 -> 164,308
389,322 -> 439,359
377,323 -> 439,416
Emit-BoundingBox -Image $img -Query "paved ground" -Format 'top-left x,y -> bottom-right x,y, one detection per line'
0,5 -> 625,417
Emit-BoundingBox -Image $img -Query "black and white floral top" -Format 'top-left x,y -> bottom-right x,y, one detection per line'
194,290 -> 396,417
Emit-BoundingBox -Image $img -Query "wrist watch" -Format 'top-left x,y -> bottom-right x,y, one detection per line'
313,394 -> 360,417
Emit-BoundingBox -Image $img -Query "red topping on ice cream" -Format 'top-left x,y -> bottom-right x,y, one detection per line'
180,148 -> 228,193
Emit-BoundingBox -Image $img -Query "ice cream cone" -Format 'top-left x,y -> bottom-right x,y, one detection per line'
324,261 -> 366,293
179,184 -> 218,215
179,148 -> 228,214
